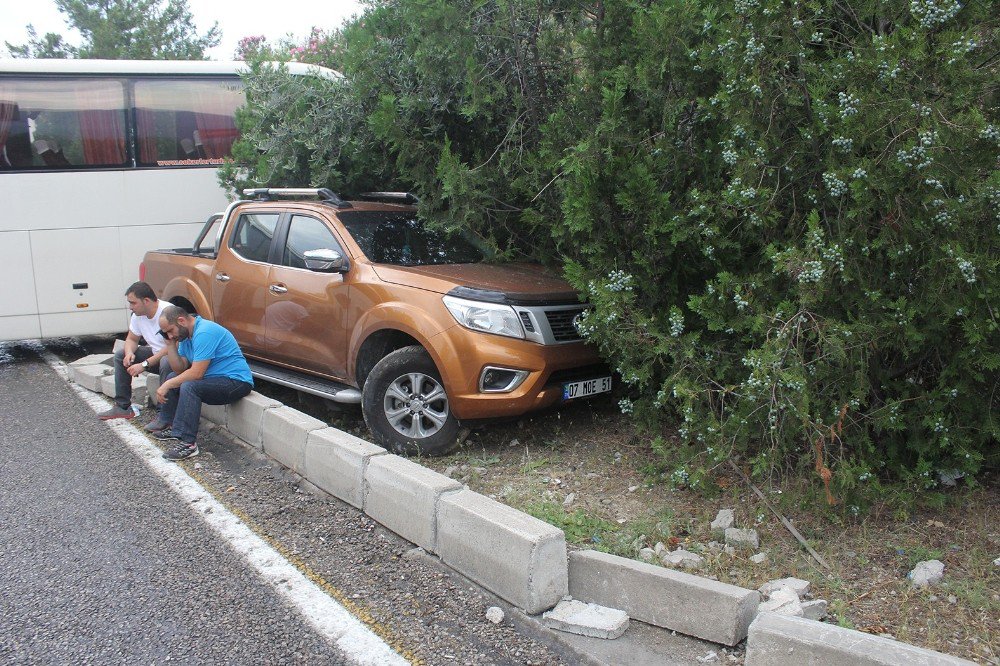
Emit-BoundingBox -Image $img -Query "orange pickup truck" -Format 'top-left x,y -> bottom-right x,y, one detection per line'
141,188 -> 610,455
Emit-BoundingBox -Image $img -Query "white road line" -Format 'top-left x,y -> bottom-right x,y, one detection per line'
41,351 -> 409,666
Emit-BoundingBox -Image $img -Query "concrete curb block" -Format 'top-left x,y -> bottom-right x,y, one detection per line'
363,455 -> 462,553
100,373 -> 116,398
303,428 -> 387,509
69,353 -> 114,367
70,364 -> 112,391
227,391 -> 281,450
261,406 -> 327,475
568,550 -> 759,646
744,612 -> 977,665
438,488 -> 568,614
97,373 -> 148,405
130,375 -> 148,406
201,401 -> 227,425
146,373 -> 161,406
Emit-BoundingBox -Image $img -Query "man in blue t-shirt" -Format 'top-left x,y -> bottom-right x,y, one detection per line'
153,305 -> 253,461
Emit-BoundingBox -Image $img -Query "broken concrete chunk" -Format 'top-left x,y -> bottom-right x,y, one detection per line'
801,599 -> 828,621
711,509 -> 735,535
759,577 -> 811,599
750,552 -> 768,564
485,606 -> 505,624
757,586 -> 803,616
542,599 -> 629,639
638,548 -> 656,562
724,527 -> 759,550
660,548 -> 704,570
908,560 -> 945,588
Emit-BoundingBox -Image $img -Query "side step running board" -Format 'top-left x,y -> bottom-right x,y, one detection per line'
247,360 -> 362,404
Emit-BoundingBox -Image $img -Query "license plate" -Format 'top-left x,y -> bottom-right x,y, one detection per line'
562,376 -> 612,400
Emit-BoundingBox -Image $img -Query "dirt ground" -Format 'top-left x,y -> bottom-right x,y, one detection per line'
51,336 -> 1000,664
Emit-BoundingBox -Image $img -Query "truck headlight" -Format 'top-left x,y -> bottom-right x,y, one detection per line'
443,295 -> 524,339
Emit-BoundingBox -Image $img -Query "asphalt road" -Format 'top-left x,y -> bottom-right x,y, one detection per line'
0,345 -> 365,664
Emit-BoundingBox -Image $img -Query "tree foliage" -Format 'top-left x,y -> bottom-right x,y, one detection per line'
5,0 -> 220,59
228,0 -> 999,503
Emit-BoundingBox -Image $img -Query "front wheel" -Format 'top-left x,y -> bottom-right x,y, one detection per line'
361,346 -> 461,456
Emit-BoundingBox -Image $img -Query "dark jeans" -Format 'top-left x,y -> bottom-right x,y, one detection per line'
113,346 -> 168,410
159,373 -> 252,444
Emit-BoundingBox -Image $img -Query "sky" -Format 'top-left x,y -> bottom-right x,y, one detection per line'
0,0 -> 365,60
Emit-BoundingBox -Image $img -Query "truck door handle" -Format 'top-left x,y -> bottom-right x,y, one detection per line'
269,284 -> 288,294
215,273 -> 230,282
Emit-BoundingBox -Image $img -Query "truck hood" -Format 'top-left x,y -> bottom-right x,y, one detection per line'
370,262 -> 582,305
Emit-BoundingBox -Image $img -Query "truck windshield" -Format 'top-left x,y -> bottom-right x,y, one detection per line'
339,211 -> 492,266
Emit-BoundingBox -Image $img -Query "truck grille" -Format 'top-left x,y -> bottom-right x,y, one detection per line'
545,308 -> 586,342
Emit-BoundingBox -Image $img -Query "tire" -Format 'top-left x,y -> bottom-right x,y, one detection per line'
361,345 -> 461,456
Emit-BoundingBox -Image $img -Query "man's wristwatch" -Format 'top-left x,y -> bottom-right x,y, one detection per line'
141,360 -> 149,369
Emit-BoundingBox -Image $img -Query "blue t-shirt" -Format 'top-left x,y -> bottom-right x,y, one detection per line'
178,317 -> 253,385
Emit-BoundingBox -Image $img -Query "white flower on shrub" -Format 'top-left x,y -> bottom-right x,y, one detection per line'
605,269 -> 634,292
823,172 -> 848,197
837,91 -> 860,118
955,256 -> 976,283
669,308 -> 685,337
910,0 -> 961,28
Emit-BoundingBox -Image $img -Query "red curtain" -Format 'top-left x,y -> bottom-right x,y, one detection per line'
194,111 -> 238,159
76,85 -> 126,165
0,101 -> 14,167
135,107 -> 158,163
79,108 -> 126,165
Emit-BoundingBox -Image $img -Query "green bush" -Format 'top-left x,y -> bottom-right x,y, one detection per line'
558,0 -> 998,503
226,0 -> 998,502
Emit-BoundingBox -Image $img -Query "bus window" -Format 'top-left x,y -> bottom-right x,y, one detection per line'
0,78 -> 127,169
133,78 -> 243,166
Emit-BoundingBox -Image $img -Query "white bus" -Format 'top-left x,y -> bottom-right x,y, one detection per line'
0,58 -> 335,341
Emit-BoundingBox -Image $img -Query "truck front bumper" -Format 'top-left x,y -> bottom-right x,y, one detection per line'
426,326 -> 609,421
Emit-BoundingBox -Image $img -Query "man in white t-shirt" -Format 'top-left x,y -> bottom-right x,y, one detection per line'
97,281 -> 171,422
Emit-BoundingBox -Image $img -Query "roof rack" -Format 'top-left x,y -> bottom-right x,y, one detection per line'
357,191 -> 419,205
242,187 -> 351,208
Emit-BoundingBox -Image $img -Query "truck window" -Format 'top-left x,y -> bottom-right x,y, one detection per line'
230,212 -> 279,263
282,215 -> 343,269
338,211 -> 491,266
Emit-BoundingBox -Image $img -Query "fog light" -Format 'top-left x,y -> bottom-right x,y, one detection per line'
479,366 -> 529,393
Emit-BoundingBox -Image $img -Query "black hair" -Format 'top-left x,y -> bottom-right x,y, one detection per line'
126,281 -> 157,302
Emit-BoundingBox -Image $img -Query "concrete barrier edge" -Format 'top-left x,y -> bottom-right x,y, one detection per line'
62,370 -> 979,662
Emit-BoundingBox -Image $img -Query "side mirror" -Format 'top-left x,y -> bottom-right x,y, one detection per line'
303,248 -> 347,273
